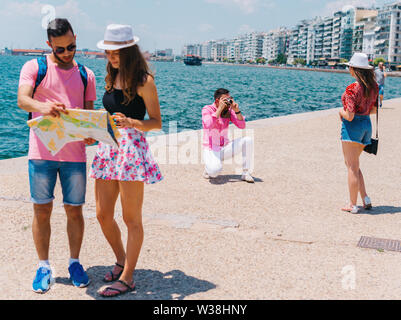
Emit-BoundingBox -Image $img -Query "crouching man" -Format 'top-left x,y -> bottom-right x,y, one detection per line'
202,88 -> 254,183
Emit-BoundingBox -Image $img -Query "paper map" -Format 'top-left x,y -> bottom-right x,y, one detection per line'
27,109 -> 121,155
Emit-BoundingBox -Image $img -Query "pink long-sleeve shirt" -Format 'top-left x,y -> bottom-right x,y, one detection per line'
202,103 -> 246,151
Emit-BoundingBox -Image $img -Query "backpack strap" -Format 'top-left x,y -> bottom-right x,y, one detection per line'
29,59 -> 89,121
29,56 -> 48,120
77,61 -> 88,104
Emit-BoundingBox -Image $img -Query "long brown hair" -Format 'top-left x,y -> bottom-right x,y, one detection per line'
351,67 -> 377,98
105,44 -> 153,105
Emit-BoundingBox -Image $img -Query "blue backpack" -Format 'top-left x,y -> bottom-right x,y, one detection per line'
29,56 -> 88,120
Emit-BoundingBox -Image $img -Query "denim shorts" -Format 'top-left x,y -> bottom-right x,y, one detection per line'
379,85 -> 384,95
341,115 -> 372,146
28,160 -> 87,206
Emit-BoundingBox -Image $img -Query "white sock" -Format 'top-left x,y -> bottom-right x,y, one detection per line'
69,258 -> 80,266
39,260 -> 51,270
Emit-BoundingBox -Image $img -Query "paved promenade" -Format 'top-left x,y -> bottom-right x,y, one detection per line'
1,98 -> 401,300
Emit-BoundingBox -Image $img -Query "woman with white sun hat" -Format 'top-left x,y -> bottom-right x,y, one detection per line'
90,24 -> 163,297
339,52 -> 379,214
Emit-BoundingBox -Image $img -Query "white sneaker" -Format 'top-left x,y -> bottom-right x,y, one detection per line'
364,196 -> 372,210
203,170 -> 210,179
350,205 -> 359,214
241,172 -> 255,183
342,205 -> 359,214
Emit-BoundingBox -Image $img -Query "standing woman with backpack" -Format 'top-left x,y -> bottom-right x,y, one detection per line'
339,53 -> 379,214
90,24 -> 163,297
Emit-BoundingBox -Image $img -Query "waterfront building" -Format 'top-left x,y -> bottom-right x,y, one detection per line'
181,2 -> 399,67
375,1 -> 401,66
362,23 -> 377,60
10,49 -> 50,56
340,6 -> 378,60
308,18 -> 325,63
183,44 -> 202,57
210,40 -> 228,62
353,15 -> 377,59
238,32 -> 263,63
262,28 -> 290,62
227,37 -> 242,62
331,11 -> 342,58
288,20 -> 311,64
323,16 -> 333,59
155,49 -> 173,57
249,32 -> 264,62
200,41 -> 214,60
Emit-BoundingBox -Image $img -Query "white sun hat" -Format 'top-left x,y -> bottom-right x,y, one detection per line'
345,52 -> 373,70
97,24 -> 140,51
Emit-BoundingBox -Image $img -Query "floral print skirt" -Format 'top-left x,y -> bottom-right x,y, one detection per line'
89,128 -> 163,184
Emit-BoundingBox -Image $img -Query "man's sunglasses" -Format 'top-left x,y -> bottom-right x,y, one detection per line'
54,44 -> 77,54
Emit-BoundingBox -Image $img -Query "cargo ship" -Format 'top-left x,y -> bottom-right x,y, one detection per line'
183,55 -> 202,66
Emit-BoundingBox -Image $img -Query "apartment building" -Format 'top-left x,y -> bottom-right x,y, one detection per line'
376,2 -> 401,65
288,20 -> 311,64
323,16 -> 333,58
262,28 -> 290,62
353,15 -> 377,59
183,2 -> 401,66
211,40 -> 229,62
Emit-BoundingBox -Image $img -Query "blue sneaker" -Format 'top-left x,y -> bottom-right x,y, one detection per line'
68,262 -> 90,288
32,267 -> 55,294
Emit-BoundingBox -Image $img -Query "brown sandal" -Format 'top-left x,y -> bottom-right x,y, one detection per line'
103,263 -> 124,283
99,280 -> 135,298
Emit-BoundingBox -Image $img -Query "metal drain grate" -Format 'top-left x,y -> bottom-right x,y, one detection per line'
358,236 -> 401,252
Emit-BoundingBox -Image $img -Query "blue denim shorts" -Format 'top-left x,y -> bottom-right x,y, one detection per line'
379,85 -> 384,95
341,115 -> 372,146
28,160 -> 87,206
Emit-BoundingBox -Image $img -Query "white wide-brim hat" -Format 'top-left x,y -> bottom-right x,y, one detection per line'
345,52 -> 373,70
97,24 -> 140,51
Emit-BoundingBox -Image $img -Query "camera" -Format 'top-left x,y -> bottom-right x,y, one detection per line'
224,98 -> 233,105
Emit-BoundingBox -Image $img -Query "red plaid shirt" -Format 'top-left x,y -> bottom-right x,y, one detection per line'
341,82 -> 378,116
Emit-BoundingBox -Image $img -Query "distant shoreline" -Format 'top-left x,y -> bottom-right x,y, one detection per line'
202,61 -> 401,78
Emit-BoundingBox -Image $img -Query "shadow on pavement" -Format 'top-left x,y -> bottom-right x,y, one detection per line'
209,174 -> 263,185
76,267 -> 216,300
359,206 -> 401,215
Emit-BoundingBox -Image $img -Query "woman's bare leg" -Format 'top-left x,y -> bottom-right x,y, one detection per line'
95,179 -> 126,267
100,181 -> 144,296
342,141 -> 365,208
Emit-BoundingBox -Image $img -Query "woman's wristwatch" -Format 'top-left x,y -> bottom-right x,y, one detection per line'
235,110 -> 241,115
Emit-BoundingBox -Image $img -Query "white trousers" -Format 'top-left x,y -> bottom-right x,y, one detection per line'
203,137 -> 254,178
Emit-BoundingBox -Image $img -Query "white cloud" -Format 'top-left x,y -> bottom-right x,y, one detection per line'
56,0 -> 99,31
205,0 -> 272,14
324,0 -> 378,15
0,0 -> 43,18
238,24 -> 254,34
0,0 -> 98,31
198,23 -> 214,32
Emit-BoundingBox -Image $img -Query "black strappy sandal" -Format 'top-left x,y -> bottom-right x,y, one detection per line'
99,280 -> 135,298
103,263 -> 124,283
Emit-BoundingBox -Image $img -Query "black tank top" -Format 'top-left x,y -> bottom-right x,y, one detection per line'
103,89 -> 146,120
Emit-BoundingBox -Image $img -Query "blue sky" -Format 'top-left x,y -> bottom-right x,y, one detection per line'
0,0 -> 393,54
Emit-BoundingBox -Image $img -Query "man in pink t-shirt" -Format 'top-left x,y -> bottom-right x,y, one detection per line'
202,88 -> 255,183
17,19 -> 96,293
